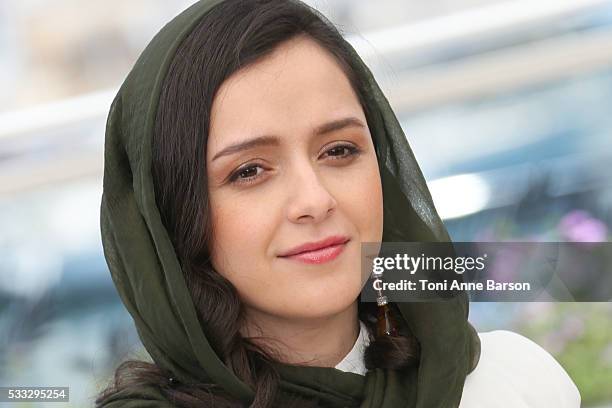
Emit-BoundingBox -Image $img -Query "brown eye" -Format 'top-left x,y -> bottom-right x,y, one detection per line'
228,164 -> 265,185
322,144 -> 361,160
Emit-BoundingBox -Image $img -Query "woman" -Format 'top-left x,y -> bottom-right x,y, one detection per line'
97,0 -> 581,407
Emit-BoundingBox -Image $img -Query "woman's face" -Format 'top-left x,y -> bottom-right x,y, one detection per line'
206,35 -> 383,324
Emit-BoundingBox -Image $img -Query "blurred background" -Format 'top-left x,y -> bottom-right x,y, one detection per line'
1,0 -> 612,406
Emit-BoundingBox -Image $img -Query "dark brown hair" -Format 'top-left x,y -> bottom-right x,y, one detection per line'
96,1 -> 419,407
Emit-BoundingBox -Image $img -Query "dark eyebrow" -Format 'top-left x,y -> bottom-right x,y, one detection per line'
211,116 -> 365,162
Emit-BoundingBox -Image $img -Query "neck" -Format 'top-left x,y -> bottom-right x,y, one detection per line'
240,301 -> 360,367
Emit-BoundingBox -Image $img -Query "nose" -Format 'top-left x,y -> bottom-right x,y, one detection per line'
286,161 -> 337,224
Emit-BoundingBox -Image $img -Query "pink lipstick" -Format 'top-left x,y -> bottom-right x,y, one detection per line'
278,235 -> 349,264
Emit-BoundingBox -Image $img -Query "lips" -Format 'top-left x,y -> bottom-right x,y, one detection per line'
278,235 -> 350,257
281,242 -> 347,264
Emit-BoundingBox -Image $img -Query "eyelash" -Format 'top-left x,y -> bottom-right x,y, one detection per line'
227,143 -> 362,186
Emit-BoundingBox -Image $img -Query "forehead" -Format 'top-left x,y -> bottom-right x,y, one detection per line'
207,35 -> 364,155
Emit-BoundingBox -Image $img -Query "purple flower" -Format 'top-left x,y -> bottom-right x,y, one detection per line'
558,210 -> 608,242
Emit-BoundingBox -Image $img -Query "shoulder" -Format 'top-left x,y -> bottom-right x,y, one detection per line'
459,330 -> 581,408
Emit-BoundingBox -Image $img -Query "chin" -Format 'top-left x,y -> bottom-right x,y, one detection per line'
286,293 -> 358,319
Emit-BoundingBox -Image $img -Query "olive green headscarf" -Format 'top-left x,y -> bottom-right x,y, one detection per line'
99,0 -> 480,406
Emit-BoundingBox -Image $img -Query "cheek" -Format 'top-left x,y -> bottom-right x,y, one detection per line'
338,156 -> 384,241
209,192 -> 292,313
208,193 -> 272,283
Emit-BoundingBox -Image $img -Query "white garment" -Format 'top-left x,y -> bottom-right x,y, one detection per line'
459,330 -> 581,408
334,320 -> 369,376
334,325 -> 581,407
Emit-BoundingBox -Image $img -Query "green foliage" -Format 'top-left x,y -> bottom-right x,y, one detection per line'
513,303 -> 612,407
